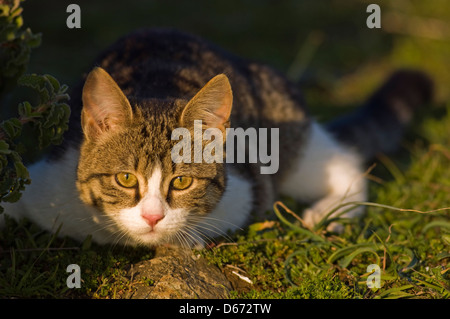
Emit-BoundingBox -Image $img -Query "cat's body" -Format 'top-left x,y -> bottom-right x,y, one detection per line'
2,29 -> 432,247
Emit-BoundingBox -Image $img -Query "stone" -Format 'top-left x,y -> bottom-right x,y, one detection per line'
125,246 -> 232,299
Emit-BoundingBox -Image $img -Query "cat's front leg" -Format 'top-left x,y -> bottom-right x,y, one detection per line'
279,122 -> 367,232
302,182 -> 367,233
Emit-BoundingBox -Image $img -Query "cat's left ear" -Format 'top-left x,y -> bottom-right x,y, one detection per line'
81,67 -> 133,141
180,74 -> 233,133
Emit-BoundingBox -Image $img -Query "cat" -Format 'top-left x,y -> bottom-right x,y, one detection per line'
1,28 -> 432,248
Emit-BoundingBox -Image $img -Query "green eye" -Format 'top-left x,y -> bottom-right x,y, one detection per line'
171,176 -> 193,190
115,172 -> 138,188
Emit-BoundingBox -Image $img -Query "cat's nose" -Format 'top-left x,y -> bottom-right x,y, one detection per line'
142,213 -> 164,228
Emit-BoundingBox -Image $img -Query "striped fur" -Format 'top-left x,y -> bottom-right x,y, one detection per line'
1,29 -> 433,247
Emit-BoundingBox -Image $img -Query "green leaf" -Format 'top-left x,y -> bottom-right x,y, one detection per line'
0,140 -> 11,154
17,74 -> 46,93
422,220 -> 450,233
14,161 -> 29,179
60,84 -> 69,94
0,118 -> 22,140
43,74 -> 60,92
377,285 -> 415,299
23,29 -> 41,48
2,181 -> 23,203
338,247 -> 381,268
327,242 -> 380,264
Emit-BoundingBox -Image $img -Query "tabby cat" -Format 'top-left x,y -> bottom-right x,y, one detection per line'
1,29 -> 432,247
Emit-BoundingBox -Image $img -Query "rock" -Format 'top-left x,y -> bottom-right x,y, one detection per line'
125,246 -> 232,299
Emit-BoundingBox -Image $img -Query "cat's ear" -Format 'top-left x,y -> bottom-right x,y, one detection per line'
81,67 -> 133,141
181,74 -> 233,133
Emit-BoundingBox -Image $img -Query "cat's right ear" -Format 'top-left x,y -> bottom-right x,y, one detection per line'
81,67 -> 133,141
180,74 -> 233,134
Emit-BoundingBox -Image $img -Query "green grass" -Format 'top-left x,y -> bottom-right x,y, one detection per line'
1,0 -> 450,299
0,216 -> 156,298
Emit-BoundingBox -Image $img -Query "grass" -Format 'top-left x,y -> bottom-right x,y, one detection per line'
1,0 -> 450,299
0,216 -> 155,298
201,106 -> 450,299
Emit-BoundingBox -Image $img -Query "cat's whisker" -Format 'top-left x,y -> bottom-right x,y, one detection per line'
111,229 -> 129,248
175,229 -> 195,249
182,223 -> 220,247
179,226 -> 209,248
190,218 -> 233,235
186,216 -> 237,243
175,230 -> 194,250
184,228 -> 212,248
185,221 -> 232,244
173,231 -> 184,248
85,220 -> 119,235
193,215 -> 244,231
178,227 -> 203,247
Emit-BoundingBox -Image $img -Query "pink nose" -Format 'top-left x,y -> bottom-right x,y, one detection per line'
142,213 -> 164,228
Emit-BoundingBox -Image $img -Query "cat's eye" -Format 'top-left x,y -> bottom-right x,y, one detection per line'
115,172 -> 138,188
171,176 -> 193,190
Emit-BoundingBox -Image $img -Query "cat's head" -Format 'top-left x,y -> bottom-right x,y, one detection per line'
76,67 -> 233,247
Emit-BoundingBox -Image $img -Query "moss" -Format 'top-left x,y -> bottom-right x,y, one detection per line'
231,271 -> 361,299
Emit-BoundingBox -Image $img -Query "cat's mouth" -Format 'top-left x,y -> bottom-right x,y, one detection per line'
124,218 -> 181,245
116,206 -> 192,246
132,221 -> 167,236
128,226 -> 170,245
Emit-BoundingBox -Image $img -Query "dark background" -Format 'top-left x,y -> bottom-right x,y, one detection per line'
20,0 -> 450,115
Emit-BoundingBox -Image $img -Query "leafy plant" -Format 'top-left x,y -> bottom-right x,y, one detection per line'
0,0 -> 41,94
0,0 -> 70,212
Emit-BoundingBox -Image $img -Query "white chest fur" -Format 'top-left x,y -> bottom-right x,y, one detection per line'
201,167 -> 254,237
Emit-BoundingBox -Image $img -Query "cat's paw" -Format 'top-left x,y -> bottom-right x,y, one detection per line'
302,207 -> 345,234
302,196 -> 364,234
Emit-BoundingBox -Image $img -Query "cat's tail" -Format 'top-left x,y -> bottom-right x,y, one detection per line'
326,69 -> 433,161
